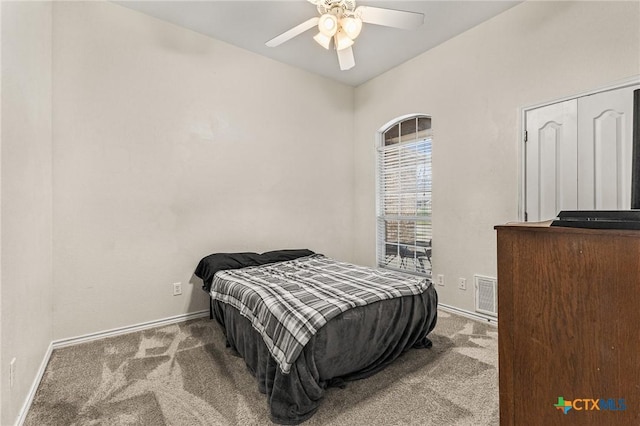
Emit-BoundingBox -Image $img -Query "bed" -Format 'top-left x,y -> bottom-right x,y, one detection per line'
194,249 -> 438,425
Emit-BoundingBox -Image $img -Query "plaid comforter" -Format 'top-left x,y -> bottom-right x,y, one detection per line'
210,254 -> 432,374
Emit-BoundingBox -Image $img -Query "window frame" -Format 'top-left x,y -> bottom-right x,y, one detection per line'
375,114 -> 432,277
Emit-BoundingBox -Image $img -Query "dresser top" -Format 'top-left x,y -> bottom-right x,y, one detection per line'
495,223 -> 640,238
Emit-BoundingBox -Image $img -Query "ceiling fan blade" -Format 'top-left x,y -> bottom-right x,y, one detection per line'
266,17 -> 320,47
356,6 -> 424,30
337,46 -> 355,71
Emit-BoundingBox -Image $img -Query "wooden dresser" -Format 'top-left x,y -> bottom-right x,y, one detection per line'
495,225 -> 640,426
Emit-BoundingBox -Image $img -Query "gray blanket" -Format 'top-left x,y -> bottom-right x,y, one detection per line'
209,257 -> 438,424
211,255 -> 432,374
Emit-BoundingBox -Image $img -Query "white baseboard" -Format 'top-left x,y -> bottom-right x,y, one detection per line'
15,342 -> 53,426
438,303 -> 497,326
14,310 -> 209,426
52,310 -> 209,349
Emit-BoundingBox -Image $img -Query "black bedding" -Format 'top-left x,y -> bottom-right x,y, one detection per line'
195,251 -> 438,425
195,249 -> 315,292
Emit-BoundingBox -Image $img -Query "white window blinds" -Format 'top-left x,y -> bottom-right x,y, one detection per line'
377,116 -> 432,276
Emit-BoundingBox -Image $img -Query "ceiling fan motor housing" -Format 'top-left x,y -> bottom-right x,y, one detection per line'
316,0 -> 357,17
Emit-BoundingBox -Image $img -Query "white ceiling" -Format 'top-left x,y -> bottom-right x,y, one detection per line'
114,0 -> 522,87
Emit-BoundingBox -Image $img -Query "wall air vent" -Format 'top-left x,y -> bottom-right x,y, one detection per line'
475,275 -> 497,317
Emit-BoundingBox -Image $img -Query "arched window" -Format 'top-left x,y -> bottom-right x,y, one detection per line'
377,115 -> 432,276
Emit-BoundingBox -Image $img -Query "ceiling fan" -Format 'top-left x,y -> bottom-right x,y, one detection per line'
265,0 -> 424,71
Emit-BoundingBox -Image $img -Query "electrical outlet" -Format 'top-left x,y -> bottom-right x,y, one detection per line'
173,282 -> 182,296
436,274 -> 444,286
10,358 -> 16,388
458,278 -> 467,290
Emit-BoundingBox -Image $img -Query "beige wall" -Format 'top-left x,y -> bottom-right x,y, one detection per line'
52,1 -> 354,340
1,1 -> 53,424
353,1 -> 640,312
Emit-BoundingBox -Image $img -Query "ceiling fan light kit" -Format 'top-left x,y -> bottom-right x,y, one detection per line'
265,0 -> 424,71
341,16 -> 363,39
334,29 -> 354,51
315,14 -> 360,51
313,32 -> 332,49
318,13 -> 339,36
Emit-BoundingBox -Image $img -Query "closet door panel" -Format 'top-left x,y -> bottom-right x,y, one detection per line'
525,100 -> 578,222
577,86 -> 638,210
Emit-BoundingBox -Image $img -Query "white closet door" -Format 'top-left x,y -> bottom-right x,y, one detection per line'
525,99 -> 578,222
577,86 -> 637,210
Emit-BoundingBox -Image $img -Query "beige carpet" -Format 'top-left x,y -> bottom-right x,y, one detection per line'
25,310 -> 498,425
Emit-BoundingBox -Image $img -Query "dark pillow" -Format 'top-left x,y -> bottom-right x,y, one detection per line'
260,249 -> 315,264
195,249 -> 315,292
194,252 -> 259,291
